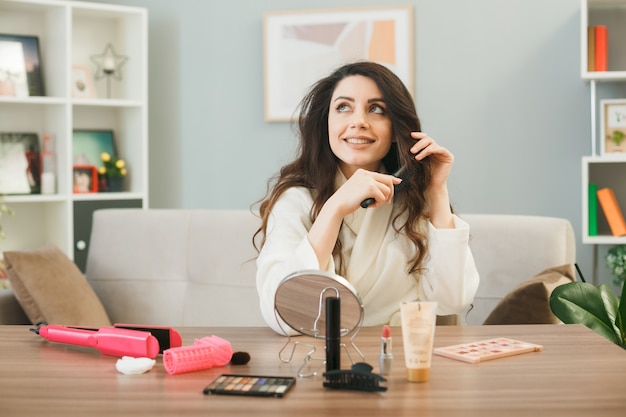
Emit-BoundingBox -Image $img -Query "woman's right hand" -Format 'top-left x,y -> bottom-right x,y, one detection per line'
329,168 -> 402,216
308,169 -> 401,270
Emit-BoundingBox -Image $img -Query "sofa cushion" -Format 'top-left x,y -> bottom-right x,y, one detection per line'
483,264 -> 574,325
86,209 -> 266,326
4,244 -> 111,327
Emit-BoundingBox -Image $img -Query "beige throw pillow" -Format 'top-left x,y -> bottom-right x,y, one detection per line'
483,264 -> 575,325
4,244 -> 111,327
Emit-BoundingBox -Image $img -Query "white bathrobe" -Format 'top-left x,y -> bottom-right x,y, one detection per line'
256,181 -> 480,335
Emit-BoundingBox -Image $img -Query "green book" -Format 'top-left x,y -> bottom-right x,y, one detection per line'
589,183 -> 598,236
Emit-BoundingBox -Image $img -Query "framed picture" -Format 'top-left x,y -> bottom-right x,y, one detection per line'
263,5 -> 414,122
71,65 -> 96,98
0,34 -> 44,97
601,99 -> 626,155
72,129 -> 117,168
73,165 -> 98,193
0,132 -> 40,194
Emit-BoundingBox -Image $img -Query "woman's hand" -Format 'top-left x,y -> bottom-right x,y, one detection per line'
410,132 -> 454,189
330,168 -> 402,215
308,169 -> 401,269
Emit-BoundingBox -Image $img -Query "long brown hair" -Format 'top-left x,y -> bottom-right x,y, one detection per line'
253,62 -> 432,276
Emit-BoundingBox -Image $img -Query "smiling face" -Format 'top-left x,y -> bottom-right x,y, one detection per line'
328,75 -> 393,178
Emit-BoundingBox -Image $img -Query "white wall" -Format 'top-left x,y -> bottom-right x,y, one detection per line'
81,0 -> 615,288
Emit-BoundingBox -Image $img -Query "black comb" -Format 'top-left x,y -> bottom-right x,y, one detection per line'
323,362 -> 387,392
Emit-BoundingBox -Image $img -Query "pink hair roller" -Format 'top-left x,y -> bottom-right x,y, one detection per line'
163,335 -> 233,375
194,335 -> 233,367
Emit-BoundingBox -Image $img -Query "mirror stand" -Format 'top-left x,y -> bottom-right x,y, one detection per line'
273,270 -> 366,377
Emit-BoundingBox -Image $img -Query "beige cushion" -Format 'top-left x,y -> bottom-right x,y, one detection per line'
4,245 -> 111,327
483,264 -> 575,325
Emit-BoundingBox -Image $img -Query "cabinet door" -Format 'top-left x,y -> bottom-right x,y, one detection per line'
73,199 -> 143,272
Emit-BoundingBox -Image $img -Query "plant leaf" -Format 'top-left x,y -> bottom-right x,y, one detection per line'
550,282 -> 621,345
598,284 -> 623,344
619,282 -> 626,344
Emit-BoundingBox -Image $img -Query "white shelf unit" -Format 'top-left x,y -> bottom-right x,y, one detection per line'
0,0 -> 148,270
581,0 -> 626,245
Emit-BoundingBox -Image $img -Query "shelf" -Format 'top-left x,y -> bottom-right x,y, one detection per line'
583,0 -> 626,74
581,1 -> 626,244
71,192 -> 144,202
71,98 -> 144,107
0,96 -> 67,105
0,0 -> 148,270
584,154 -> 626,162
583,235 -> 626,244
2,194 -> 67,204
582,157 -> 626,242
582,71 -> 626,81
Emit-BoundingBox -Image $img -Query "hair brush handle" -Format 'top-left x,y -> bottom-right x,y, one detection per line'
360,164 -> 411,209
360,197 -> 376,208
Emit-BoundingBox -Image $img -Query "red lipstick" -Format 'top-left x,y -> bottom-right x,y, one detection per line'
379,325 -> 393,375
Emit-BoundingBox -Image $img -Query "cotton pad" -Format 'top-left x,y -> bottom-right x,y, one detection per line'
116,356 -> 156,375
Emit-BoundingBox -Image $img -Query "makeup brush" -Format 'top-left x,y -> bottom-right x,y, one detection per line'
230,351 -> 251,365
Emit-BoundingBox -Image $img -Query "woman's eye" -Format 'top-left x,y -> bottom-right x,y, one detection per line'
370,104 -> 385,114
337,103 -> 350,112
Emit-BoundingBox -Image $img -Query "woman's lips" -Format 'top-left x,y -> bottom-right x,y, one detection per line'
344,137 -> 374,144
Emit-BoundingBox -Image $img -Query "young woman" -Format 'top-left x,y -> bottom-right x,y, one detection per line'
254,62 -> 479,334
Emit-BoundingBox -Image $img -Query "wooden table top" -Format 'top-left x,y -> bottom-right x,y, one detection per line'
0,324 -> 624,416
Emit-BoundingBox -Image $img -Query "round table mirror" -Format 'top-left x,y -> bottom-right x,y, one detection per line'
274,270 -> 364,338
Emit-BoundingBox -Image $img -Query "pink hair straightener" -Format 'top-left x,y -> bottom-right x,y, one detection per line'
31,323 -> 182,358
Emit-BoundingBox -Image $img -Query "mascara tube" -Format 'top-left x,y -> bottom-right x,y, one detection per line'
325,296 -> 341,372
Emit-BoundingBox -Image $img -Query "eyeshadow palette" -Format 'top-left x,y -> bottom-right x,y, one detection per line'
433,337 -> 543,364
203,374 -> 296,398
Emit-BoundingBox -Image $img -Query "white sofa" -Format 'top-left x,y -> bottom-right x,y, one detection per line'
0,210 -> 576,326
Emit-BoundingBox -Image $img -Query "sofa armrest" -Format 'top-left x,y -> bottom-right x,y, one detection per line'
461,214 -> 576,325
0,289 -> 30,324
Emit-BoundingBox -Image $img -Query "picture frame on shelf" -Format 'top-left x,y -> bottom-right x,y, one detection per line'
263,5 -> 413,122
71,65 -> 96,99
72,129 -> 117,169
601,99 -> 626,155
72,165 -> 98,193
0,34 -> 44,97
0,132 -> 40,195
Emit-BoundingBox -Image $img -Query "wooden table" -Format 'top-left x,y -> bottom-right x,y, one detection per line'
0,324 -> 624,416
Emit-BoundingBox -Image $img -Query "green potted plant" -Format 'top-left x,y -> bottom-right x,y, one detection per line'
606,244 -> 626,287
550,280 -> 625,349
97,152 -> 127,192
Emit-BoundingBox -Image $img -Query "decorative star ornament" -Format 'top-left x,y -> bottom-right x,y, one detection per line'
90,43 -> 128,81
